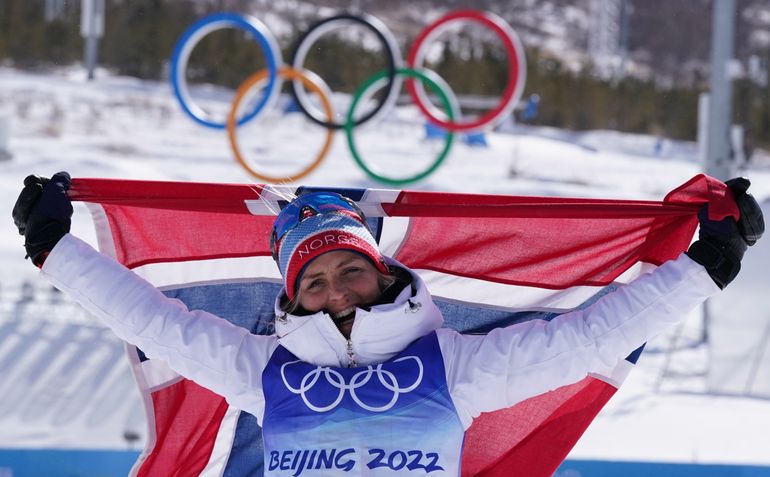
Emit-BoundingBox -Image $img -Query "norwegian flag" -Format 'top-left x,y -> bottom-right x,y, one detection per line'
68,174 -> 736,477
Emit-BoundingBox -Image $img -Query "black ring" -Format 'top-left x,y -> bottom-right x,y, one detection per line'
289,13 -> 399,130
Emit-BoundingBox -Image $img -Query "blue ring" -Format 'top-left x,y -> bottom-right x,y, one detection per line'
170,12 -> 279,129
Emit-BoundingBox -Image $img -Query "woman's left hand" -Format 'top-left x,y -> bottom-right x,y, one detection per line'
686,177 -> 764,289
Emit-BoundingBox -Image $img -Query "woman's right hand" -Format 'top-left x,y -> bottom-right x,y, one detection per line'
12,171 -> 72,267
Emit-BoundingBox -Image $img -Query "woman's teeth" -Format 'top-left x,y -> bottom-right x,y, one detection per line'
332,307 -> 356,322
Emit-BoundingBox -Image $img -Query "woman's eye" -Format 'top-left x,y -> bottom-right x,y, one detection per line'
306,280 -> 324,291
343,267 -> 361,275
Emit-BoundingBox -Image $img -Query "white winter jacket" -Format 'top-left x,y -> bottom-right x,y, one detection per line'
42,233 -> 719,431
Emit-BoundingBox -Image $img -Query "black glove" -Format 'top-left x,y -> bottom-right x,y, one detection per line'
686,177 -> 765,289
12,172 -> 73,267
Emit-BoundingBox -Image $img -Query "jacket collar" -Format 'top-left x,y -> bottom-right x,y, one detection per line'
273,259 -> 443,367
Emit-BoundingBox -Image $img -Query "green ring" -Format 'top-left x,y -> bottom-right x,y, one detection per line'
345,67 -> 455,185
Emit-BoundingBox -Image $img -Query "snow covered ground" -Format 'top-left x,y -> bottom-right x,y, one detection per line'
1,66 -> 770,473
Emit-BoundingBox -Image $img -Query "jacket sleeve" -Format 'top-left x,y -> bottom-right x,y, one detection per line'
436,253 -> 720,429
40,233 -> 277,420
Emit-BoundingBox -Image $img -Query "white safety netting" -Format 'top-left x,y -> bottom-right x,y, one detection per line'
0,281 -> 145,449
707,211 -> 770,399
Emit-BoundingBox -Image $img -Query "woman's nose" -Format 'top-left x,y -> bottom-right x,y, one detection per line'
327,279 -> 348,301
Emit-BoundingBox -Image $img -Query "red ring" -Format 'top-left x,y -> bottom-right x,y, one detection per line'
406,10 -> 523,132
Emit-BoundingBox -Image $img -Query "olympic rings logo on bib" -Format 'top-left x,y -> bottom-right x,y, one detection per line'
170,10 -> 526,185
280,356 -> 424,413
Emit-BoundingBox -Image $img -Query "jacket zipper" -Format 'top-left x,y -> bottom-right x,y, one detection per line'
346,338 -> 357,368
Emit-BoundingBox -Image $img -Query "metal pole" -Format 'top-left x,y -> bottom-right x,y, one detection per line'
705,0 -> 736,180
702,0 -> 737,357
81,0 -> 105,81
697,93 -> 710,167
84,35 -> 98,80
618,0 -> 630,78
0,115 -> 11,161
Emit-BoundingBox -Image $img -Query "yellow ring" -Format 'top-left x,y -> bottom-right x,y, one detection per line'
227,67 -> 334,183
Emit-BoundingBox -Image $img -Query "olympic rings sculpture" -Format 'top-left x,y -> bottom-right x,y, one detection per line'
280,356 -> 423,413
170,10 -> 526,184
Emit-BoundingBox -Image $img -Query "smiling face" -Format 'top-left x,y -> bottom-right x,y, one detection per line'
296,250 -> 383,339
